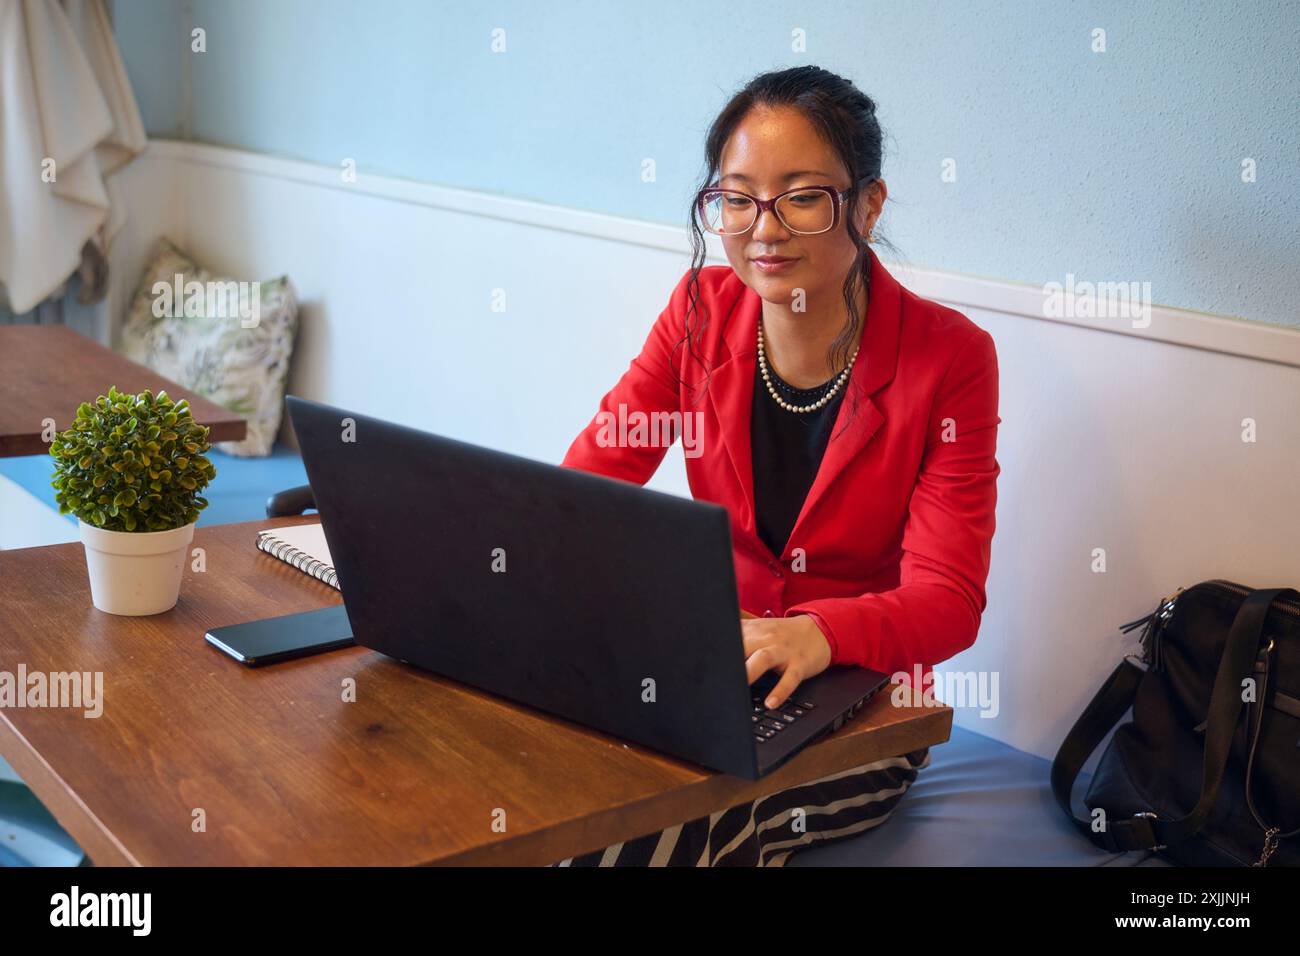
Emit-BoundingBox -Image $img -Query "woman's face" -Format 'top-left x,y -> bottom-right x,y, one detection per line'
714,104 -> 884,309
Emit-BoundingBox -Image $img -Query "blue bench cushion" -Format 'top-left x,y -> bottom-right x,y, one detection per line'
0,445 -> 308,528
789,724 -> 1170,867
0,780 -> 85,867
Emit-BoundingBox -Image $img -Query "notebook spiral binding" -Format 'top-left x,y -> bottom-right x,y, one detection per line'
256,531 -> 339,590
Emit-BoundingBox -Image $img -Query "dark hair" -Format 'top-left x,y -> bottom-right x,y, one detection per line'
674,66 -> 894,406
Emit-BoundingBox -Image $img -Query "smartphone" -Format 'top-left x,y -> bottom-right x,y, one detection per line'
204,604 -> 354,666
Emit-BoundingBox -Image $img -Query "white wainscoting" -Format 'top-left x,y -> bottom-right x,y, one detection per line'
106,140 -> 1300,760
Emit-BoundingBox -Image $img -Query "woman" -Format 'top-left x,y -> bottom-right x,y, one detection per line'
557,66 -> 1000,866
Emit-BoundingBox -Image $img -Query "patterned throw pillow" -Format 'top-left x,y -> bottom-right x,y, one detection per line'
117,239 -> 299,457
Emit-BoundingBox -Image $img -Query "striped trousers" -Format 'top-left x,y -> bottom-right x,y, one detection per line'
554,747 -> 930,867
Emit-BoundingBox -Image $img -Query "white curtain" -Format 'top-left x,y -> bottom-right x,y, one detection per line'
0,0 -> 146,315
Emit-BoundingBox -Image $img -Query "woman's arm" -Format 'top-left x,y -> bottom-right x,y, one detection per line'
787,326 -> 1001,675
561,272 -> 693,483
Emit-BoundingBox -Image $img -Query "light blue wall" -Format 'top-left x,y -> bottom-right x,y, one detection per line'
112,0 -> 188,138
113,0 -> 1300,328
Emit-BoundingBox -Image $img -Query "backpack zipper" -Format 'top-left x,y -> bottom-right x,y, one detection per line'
1118,588 -> 1183,672
1118,581 -> 1299,673
1201,580 -> 1300,617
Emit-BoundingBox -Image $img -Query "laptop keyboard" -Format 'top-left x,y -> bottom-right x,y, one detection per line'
751,693 -> 815,744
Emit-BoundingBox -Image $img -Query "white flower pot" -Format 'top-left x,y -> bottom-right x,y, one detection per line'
78,520 -> 196,616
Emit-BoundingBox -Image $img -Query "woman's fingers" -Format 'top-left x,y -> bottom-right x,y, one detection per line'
739,617 -> 830,709
744,643 -> 781,686
744,640 -> 805,708
764,667 -> 803,710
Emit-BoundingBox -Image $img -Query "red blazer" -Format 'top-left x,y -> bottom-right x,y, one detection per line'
562,251 -> 1000,684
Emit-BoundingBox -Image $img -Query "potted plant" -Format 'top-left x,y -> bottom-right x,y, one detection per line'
50,386 -> 217,615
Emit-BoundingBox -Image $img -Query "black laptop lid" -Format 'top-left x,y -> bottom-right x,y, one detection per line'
286,396 -> 759,778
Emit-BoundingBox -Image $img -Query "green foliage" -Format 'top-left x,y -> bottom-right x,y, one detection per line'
50,386 -> 216,532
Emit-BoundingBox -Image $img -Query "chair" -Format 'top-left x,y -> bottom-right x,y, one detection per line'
266,484 -> 315,517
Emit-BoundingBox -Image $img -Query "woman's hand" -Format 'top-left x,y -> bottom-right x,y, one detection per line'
741,614 -> 833,709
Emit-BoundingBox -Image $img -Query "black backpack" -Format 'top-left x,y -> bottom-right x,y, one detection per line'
1052,582 -> 1300,866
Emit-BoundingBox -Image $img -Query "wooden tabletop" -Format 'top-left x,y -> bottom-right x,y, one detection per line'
0,516 -> 952,866
0,325 -> 246,456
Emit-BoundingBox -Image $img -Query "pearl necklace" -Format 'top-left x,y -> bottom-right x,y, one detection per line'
756,322 -> 859,414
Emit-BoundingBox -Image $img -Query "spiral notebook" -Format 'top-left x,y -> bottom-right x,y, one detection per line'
255,523 -> 338,590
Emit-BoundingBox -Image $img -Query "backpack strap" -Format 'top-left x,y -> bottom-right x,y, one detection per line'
1050,658 -> 1145,850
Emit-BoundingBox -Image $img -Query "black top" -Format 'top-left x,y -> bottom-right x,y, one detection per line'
750,361 -> 847,557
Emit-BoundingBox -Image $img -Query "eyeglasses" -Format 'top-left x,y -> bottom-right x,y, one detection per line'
696,177 -> 876,236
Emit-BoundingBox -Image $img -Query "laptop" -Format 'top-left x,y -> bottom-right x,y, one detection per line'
286,395 -> 889,780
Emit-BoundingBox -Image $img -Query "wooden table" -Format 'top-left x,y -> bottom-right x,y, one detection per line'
0,325 -> 246,456
0,516 -> 952,866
